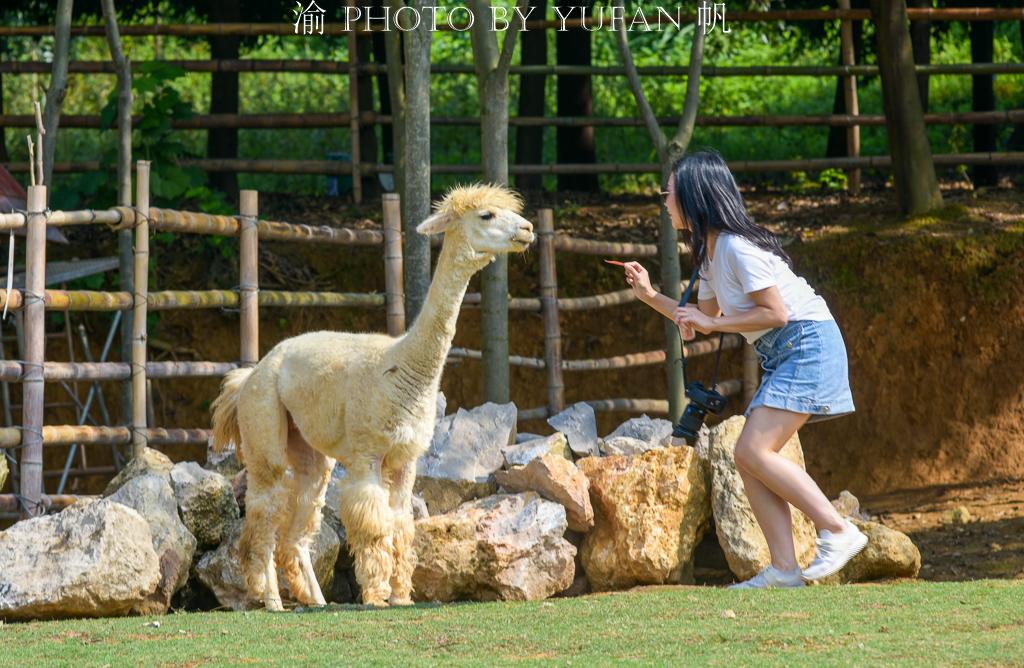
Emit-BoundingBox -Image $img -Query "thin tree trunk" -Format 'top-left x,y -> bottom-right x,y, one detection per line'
555,5 -> 598,193
826,12 -> 864,158
908,0 -> 931,112
970,18 -> 997,186
470,0 -> 530,404
614,0 -> 704,423
401,1 -> 433,323
207,0 -> 240,199
1011,20 -> 1024,158
870,0 -> 942,215
0,36 -> 8,163
515,0 -> 548,195
100,0 -> 135,436
42,0 -> 74,192
374,0 -> 397,193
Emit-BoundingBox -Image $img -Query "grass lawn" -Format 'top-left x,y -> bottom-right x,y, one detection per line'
2,579 -> 1022,667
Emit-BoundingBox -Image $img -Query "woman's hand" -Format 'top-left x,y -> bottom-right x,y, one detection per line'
623,261 -> 656,302
674,304 -> 716,336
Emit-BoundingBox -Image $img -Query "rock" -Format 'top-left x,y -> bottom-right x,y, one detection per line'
577,446 -> 710,590
169,461 -> 239,549
832,490 -> 869,520
103,446 -> 174,496
515,432 -> 544,444
546,402 -> 599,458
605,414 -> 675,450
411,494 -> 429,520
502,432 -> 572,467
0,499 -> 161,620
0,453 -> 7,491
412,492 -> 575,602
321,464 -> 348,543
232,469 -> 247,515
495,453 -> 593,532
703,415 -> 817,581
413,475 -> 497,516
948,506 -> 972,524
205,435 -> 242,478
108,474 -> 198,615
599,436 -> 655,456
820,520 -> 921,583
435,391 -> 447,422
418,402 -> 517,481
195,517 -> 340,610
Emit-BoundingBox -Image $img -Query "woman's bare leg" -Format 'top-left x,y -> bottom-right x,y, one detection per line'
738,466 -> 799,571
734,406 -> 847,536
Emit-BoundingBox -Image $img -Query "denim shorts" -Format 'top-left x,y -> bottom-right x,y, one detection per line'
742,318 -> 856,424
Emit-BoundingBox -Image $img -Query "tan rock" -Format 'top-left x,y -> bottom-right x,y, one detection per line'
0,453 -> 7,492
495,453 -> 594,532
412,492 -> 575,602
413,475 -> 497,515
170,462 -> 239,549
819,519 -> 921,583
103,446 -> 174,496
832,490 -> 867,520
704,415 -> 817,580
501,432 -> 572,467
0,499 -> 161,620
577,446 -> 710,590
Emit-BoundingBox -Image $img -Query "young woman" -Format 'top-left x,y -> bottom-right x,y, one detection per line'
620,148 -> 866,588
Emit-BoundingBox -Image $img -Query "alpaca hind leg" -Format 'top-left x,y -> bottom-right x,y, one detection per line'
276,419 -> 333,606
241,469 -> 289,611
338,455 -> 394,607
386,458 -> 417,606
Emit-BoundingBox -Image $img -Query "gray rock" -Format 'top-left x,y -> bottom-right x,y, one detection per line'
832,490 -> 870,520
599,435 -> 656,456
502,432 -> 572,467
103,446 -> 173,496
413,492 -> 576,602
546,402 -> 599,457
413,475 -> 497,515
418,402 -> 517,482
411,494 -> 429,520
205,435 -> 242,478
108,474 -> 198,615
435,391 -> 447,422
170,461 -> 239,549
605,414 -> 674,450
195,517 -> 340,610
515,432 -> 544,444
0,499 -> 161,620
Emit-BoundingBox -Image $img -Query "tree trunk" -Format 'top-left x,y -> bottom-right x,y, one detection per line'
970,18 -> 997,186
0,59 -> 7,163
870,0 -> 942,215
401,1 -> 433,323
908,0 -> 931,112
826,8 -> 864,158
1010,20 -> 1024,158
514,0 -> 548,195
355,19 -> 379,200
207,0 -> 240,199
42,0 -> 74,193
374,0 -> 396,192
556,16 -> 598,193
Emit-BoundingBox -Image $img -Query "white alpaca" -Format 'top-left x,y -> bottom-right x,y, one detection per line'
210,183 -> 534,610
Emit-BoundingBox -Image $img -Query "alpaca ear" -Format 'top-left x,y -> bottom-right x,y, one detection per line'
416,213 -> 449,236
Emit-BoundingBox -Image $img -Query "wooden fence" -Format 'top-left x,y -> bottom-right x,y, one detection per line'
2,7 -> 1023,197
0,167 -> 754,519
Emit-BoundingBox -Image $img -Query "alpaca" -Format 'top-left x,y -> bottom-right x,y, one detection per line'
210,183 -> 534,610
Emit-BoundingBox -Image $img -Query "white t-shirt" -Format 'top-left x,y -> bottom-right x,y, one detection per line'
697,232 -> 833,345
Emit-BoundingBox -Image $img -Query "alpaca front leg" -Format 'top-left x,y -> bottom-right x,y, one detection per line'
339,457 -> 394,607
386,459 -> 417,606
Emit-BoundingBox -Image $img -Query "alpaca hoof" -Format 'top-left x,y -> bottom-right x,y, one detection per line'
388,595 -> 414,607
363,597 -> 390,608
264,597 -> 285,612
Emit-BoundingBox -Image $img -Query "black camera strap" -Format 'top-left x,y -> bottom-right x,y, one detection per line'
677,264 -> 726,391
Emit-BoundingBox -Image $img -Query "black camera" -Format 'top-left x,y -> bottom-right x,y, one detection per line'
672,380 -> 728,445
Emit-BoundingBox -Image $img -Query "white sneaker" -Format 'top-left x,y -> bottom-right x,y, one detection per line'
727,565 -> 805,589
801,518 -> 869,581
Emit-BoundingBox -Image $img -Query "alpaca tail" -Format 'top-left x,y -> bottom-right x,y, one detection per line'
211,366 -> 254,463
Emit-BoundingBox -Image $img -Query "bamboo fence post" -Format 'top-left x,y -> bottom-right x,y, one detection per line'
131,161 -> 150,458
239,190 -> 259,364
19,185 -> 47,519
538,209 -> 565,414
743,343 -> 760,406
838,0 -> 862,194
381,193 -> 406,335
346,0 -> 363,204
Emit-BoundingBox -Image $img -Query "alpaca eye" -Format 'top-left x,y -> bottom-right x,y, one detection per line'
480,211 -> 494,220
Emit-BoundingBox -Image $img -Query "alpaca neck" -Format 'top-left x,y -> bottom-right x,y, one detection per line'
390,238 -> 488,386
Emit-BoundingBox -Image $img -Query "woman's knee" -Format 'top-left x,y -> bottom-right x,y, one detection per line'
733,438 -> 762,472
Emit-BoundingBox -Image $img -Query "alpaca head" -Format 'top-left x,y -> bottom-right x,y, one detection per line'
415,182 -> 535,264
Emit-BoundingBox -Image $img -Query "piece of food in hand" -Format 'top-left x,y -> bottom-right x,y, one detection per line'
604,259 -> 627,266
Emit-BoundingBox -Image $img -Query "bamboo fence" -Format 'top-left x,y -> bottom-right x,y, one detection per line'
0,181 -> 753,519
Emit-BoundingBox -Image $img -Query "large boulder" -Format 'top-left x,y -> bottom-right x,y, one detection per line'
0,499 -> 161,620
415,402 -> 517,514
577,446 -> 710,590
819,520 -> 921,584
546,402 -> 599,458
412,492 -> 576,602
703,415 -> 817,580
495,453 -> 593,532
195,517 -> 340,610
108,474 -> 198,615
502,432 -> 572,467
103,446 -> 174,496
170,461 -> 239,548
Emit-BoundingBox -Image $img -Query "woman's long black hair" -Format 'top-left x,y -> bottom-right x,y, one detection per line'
670,148 -> 793,273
